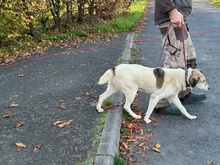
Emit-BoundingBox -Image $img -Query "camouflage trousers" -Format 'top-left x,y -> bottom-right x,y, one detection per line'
155,21 -> 197,108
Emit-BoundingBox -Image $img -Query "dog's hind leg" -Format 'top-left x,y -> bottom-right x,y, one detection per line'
144,94 -> 160,123
171,95 -> 197,120
96,85 -> 118,112
123,90 -> 141,119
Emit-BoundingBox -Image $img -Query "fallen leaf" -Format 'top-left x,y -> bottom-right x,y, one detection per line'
145,133 -> 153,141
34,144 -> 41,152
159,115 -> 165,119
149,117 -> 157,124
128,157 -> 136,163
151,147 -> 160,153
15,121 -> 25,128
17,74 -> 24,77
93,95 -> 99,99
134,110 -> 144,116
121,142 -> 128,149
121,121 -> 126,126
139,142 -> 146,147
53,120 -> 73,128
85,91 -> 93,96
139,129 -> 144,135
155,143 -> 161,149
6,103 -> 19,108
120,150 -> 127,155
58,105 -> 66,110
139,142 -> 149,150
15,142 -> 26,148
119,145 -> 127,155
122,135 -> 133,139
127,139 -> 138,142
53,120 -> 64,126
2,114 -> 12,118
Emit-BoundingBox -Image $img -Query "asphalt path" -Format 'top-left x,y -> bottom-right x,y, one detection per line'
125,0 -> 220,164
0,35 -> 127,164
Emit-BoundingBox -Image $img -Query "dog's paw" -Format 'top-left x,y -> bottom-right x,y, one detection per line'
187,115 -> 197,120
133,115 -> 141,119
144,118 -> 152,124
97,107 -> 104,113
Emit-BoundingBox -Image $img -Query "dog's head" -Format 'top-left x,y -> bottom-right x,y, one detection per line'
187,68 -> 210,91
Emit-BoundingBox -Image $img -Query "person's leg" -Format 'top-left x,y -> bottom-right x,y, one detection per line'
155,22 -> 206,114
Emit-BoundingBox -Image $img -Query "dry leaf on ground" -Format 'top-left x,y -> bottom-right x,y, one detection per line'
155,143 -> 161,149
85,91 -> 93,96
122,134 -> 133,139
119,145 -> 127,155
15,142 -> 26,148
139,142 -> 146,147
145,133 -> 153,141
15,121 -> 25,128
150,143 -> 161,153
127,139 -> 138,142
139,142 -> 149,150
6,103 -> 19,108
53,120 -> 73,128
139,129 -> 144,135
58,105 -> 66,110
34,144 -> 41,152
151,147 -> 161,153
17,74 -> 24,78
2,114 -> 12,118
121,142 -> 128,149
134,109 -> 145,116
149,117 -> 157,124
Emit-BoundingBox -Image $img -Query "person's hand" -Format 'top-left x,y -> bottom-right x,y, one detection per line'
169,9 -> 184,28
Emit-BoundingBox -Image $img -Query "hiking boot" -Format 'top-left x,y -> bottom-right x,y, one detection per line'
154,103 -> 182,115
180,92 -> 207,104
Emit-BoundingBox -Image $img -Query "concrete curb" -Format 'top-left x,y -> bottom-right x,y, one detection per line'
94,33 -> 134,165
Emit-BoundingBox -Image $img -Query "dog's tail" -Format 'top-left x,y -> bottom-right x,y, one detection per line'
98,68 -> 114,85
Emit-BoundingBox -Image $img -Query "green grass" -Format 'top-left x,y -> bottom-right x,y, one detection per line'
209,0 -> 220,7
114,155 -> 127,165
90,0 -> 147,33
129,47 -> 139,64
77,98 -> 112,165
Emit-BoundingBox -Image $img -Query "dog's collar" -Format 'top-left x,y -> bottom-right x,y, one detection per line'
185,70 -> 190,87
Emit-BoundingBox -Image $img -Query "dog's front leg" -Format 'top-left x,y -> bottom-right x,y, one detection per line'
144,94 -> 160,123
171,95 -> 197,120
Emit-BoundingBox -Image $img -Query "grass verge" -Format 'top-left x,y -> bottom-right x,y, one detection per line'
90,0 -> 147,33
209,0 -> 220,7
77,98 -> 111,165
1,0 -> 148,63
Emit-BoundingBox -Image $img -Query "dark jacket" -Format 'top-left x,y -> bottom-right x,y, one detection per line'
154,0 -> 192,25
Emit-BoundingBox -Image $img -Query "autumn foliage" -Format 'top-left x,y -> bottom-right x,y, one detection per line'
0,0 -> 134,62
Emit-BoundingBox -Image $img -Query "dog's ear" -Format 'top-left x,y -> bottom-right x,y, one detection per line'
189,77 -> 200,87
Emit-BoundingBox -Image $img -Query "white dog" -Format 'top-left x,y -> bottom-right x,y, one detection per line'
96,64 -> 210,123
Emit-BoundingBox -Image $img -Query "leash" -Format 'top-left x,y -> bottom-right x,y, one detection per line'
181,24 -> 187,67
101,101 -> 125,110
157,23 -> 187,68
